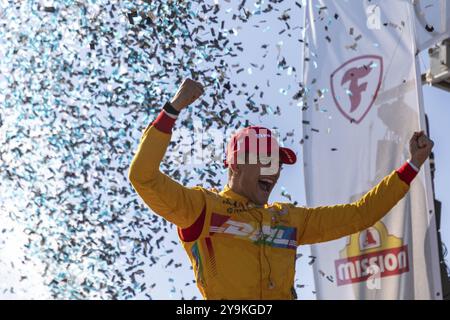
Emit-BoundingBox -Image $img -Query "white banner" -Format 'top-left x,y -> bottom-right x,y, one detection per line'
413,0 -> 450,52
302,0 -> 442,299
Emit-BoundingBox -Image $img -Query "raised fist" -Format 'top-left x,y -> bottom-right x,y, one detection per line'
409,131 -> 434,169
170,78 -> 204,111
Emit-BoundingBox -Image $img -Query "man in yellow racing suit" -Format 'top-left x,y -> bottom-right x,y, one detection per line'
128,78 -> 434,300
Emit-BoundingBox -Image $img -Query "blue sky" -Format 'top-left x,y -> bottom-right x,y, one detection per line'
422,82 -> 450,256
418,44 -> 450,264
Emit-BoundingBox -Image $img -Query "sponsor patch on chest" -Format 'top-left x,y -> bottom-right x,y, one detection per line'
209,213 -> 297,249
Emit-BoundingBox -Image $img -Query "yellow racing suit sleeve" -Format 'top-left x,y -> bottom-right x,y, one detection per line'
128,107 -> 206,229
292,169 -> 412,245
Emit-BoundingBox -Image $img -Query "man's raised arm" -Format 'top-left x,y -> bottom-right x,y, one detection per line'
128,79 -> 207,229
292,131 -> 434,245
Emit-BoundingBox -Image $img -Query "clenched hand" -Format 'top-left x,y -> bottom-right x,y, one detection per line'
170,78 -> 204,112
409,131 -> 434,169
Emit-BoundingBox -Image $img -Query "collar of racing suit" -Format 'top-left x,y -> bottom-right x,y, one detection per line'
219,184 -> 266,209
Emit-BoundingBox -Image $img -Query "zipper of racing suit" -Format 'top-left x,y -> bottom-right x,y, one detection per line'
249,207 -> 274,299
248,207 -> 263,299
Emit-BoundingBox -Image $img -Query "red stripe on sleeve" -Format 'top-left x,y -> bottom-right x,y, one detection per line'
152,110 -> 176,134
177,206 -> 207,242
396,162 -> 419,185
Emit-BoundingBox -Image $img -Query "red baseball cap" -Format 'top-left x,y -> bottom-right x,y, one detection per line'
224,126 -> 297,167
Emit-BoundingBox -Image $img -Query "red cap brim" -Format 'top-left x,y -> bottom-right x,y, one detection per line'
280,147 -> 297,165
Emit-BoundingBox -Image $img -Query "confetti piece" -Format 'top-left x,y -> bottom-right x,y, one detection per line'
425,24 -> 435,32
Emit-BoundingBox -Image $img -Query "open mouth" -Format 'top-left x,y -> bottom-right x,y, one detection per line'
258,177 -> 274,193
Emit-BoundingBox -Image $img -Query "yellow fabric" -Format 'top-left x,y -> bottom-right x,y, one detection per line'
129,125 -> 410,300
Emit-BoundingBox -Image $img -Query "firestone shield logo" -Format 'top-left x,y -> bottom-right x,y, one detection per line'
330,55 -> 384,124
334,222 -> 409,286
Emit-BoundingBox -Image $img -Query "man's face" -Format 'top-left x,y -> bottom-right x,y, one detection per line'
232,154 -> 282,205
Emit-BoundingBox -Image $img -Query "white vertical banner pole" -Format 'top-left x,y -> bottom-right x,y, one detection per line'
408,2 -> 443,299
